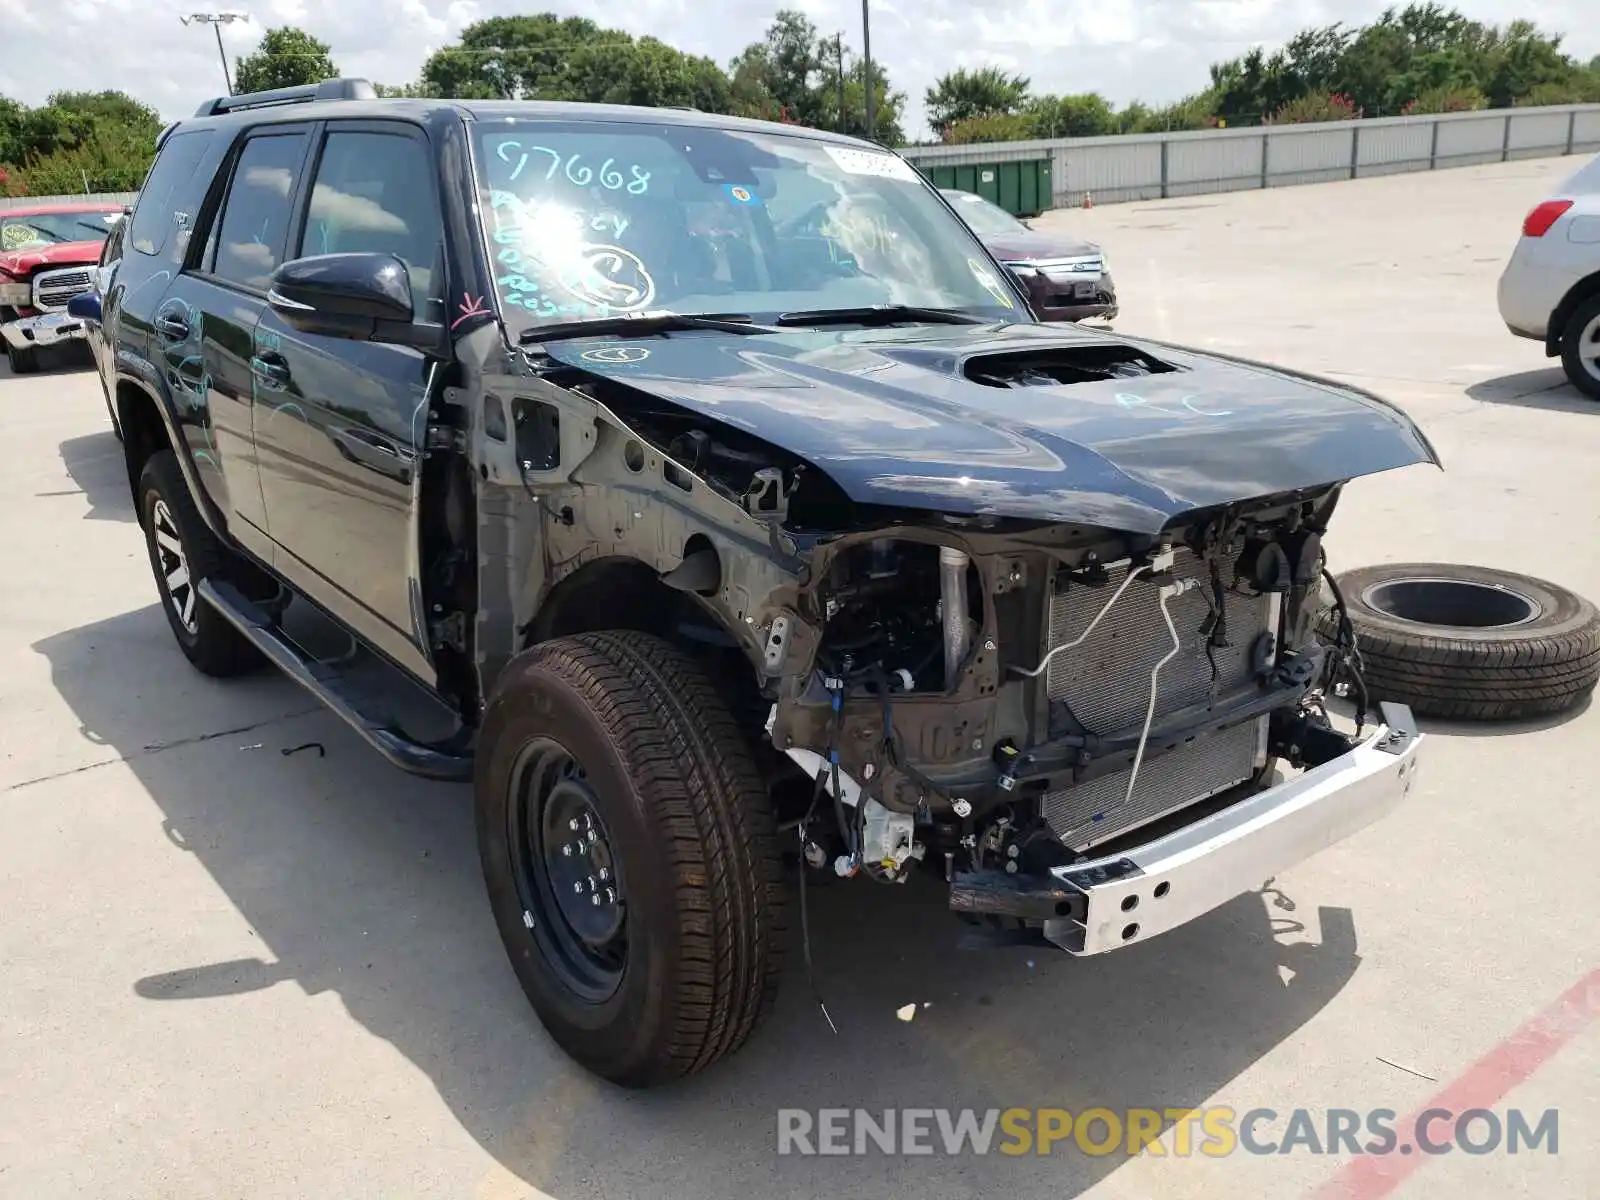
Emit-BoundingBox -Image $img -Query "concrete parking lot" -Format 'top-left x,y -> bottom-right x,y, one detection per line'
3,157 -> 1597,1199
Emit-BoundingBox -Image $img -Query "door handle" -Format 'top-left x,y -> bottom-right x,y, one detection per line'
155,314 -> 189,340
250,352 -> 291,387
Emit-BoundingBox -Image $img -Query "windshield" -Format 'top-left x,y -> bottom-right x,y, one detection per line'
472,121 -> 1027,329
943,191 -> 1027,236
0,210 -> 121,252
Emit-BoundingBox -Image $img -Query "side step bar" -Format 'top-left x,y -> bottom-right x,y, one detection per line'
198,579 -> 475,782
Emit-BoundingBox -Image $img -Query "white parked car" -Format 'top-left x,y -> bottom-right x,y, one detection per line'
1497,152 -> 1600,399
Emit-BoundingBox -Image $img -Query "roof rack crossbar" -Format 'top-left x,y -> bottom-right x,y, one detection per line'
195,77 -> 377,118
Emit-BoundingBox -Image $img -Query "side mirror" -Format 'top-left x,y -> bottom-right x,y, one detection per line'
67,291 -> 102,322
267,253 -> 439,348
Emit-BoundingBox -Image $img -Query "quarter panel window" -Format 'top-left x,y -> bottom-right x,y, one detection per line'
128,131 -> 214,257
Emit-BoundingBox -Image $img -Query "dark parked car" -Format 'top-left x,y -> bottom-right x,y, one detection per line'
941,188 -> 1117,322
88,78 -> 1430,1088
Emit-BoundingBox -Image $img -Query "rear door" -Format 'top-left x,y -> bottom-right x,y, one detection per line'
157,124 -> 314,553
252,121 -> 445,674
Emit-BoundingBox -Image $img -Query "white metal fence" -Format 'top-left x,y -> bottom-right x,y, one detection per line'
0,191 -> 138,212
901,104 -> 1600,209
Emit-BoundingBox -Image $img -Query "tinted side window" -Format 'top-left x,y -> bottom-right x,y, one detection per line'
212,133 -> 309,290
129,131 -> 214,256
299,131 -> 442,312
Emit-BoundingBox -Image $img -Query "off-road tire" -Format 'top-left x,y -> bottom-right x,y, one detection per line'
1320,562 -> 1600,721
5,340 -> 39,374
1559,293 -> 1600,401
138,450 -> 260,677
475,630 -> 786,1087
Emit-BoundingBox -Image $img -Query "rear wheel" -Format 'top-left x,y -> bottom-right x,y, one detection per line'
475,630 -> 786,1087
138,450 -> 260,677
1559,294 -> 1600,400
5,340 -> 39,375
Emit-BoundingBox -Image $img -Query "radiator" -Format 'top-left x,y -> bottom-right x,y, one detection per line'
1042,551 -> 1270,850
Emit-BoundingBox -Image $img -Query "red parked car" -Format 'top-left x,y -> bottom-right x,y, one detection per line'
0,202 -> 125,373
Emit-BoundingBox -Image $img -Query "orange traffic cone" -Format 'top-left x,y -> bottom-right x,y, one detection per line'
1083,191 -> 1094,209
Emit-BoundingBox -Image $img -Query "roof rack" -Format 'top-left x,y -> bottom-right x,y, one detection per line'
194,77 -> 377,118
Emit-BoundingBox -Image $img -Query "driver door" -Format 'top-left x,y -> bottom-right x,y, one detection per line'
252,122 -> 445,678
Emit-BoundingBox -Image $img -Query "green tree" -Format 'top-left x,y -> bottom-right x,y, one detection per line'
420,14 -> 618,100
943,112 -> 1032,145
1405,85 -> 1487,112
564,38 -> 733,112
1024,93 -> 1117,138
843,56 -> 907,145
418,14 -> 733,113
0,89 -> 162,195
728,10 -> 831,127
725,12 -> 906,142
925,67 -> 1031,129
1119,92 -> 1219,133
233,26 -> 339,94
1480,21 -> 1579,108
373,81 -> 433,98
1270,92 -> 1361,123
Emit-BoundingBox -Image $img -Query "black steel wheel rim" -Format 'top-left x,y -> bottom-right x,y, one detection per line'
507,738 -> 627,1002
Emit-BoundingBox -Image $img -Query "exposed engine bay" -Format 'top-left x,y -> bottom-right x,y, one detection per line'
465,331 -> 1402,957
763,499 -> 1358,914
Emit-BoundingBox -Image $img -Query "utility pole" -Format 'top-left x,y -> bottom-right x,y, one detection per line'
180,13 -> 249,95
836,33 -> 847,134
861,0 -> 875,142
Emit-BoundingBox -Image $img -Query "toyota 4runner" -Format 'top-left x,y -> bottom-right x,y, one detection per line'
86,78 -> 1431,1087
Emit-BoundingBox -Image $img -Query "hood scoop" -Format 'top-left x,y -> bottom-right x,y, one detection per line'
964,343 -> 1179,389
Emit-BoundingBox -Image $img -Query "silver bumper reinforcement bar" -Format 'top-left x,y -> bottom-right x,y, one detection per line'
1044,702 -> 1423,955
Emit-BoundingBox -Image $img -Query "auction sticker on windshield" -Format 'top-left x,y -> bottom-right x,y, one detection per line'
823,144 -> 919,182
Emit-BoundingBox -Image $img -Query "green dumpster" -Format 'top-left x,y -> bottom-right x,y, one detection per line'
924,159 -> 1052,216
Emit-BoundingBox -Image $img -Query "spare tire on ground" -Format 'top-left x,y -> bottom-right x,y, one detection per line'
1318,563 -> 1600,721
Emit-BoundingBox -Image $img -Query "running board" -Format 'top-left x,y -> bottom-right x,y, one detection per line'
198,578 -> 475,781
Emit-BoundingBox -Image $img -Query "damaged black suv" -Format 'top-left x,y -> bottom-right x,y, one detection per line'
90,78 -> 1432,1086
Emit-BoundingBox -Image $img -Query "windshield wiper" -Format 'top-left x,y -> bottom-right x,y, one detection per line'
517,311 -> 777,345
774,304 -> 989,328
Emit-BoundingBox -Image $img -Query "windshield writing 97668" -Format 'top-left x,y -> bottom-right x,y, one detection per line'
473,122 -> 1021,329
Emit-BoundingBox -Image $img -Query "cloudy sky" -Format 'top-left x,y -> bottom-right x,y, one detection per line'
2,0 -> 1595,138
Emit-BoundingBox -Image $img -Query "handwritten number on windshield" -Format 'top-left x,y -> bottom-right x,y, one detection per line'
493,140 -> 650,194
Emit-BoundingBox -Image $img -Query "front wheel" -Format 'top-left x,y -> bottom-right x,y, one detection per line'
1560,294 -> 1600,400
475,630 -> 786,1087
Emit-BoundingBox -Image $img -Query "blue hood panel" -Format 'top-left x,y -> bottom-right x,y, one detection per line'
544,322 -> 1437,534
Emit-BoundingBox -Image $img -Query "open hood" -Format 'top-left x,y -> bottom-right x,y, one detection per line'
542,321 -> 1438,535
